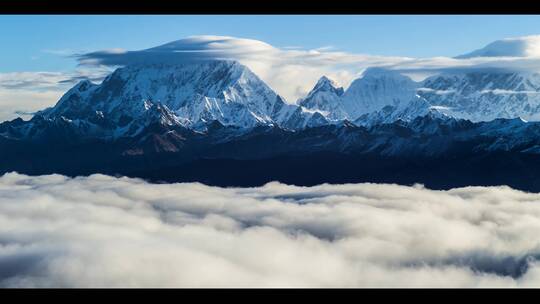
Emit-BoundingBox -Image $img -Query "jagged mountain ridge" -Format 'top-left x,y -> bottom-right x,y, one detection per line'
300,68 -> 540,125
4,112 -> 540,191
6,59 -> 540,144
15,60 -> 338,140
4,59 -> 540,152
298,76 -> 347,121
39,60 -> 295,133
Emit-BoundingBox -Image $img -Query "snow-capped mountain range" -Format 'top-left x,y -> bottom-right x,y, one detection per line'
25,60 -> 344,138
5,58 -> 540,142
300,67 -> 540,126
3,56 -> 540,190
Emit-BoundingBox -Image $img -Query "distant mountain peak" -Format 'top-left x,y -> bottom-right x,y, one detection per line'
41,60 -> 292,130
312,76 -> 343,94
298,76 -> 347,122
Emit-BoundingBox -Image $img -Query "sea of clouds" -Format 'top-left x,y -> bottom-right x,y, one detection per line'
2,172 -> 540,287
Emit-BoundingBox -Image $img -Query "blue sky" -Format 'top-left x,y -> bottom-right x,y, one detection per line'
3,15 -> 540,73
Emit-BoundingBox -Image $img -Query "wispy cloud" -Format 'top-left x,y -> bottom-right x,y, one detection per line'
73,35 -> 413,101
0,89 -> 63,122
0,72 -> 70,91
0,68 -> 110,92
74,35 -> 540,102
41,49 -> 80,56
0,68 -> 111,121
1,173 -> 540,287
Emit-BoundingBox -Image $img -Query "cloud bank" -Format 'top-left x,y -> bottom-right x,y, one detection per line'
2,173 -> 540,287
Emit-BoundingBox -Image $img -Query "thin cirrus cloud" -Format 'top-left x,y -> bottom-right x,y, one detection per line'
2,172 -> 540,287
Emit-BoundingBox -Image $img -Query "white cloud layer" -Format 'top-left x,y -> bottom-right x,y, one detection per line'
2,173 -> 540,287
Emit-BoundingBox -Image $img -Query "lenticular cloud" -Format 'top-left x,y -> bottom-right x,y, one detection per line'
2,173 -> 540,287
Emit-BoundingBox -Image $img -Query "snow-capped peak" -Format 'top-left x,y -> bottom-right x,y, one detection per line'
341,68 -> 419,120
38,60 -> 297,133
418,70 -> 540,122
298,76 -> 347,121
311,76 -> 344,95
360,67 -> 405,78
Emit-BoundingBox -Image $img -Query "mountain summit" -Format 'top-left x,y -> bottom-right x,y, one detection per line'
40,60 -> 290,132
298,76 -> 346,121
